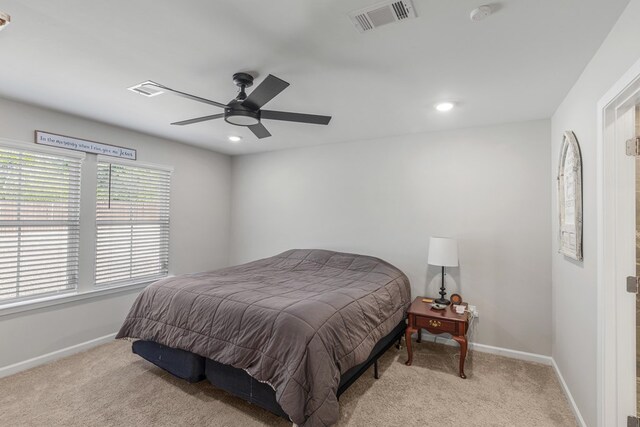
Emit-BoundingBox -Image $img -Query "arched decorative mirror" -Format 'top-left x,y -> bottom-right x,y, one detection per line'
557,131 -> 583,261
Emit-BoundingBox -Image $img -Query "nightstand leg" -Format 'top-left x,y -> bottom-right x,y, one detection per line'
452,335 -> 468,379
404,327 -> 415,366
416,328 -> 422,343
374,360 -> 379,379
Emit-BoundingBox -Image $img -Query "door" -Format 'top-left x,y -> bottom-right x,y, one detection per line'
598,59 -> 640,427
617,100 -> 638,425
607,92 -> 637,426
617,100 -> 639,425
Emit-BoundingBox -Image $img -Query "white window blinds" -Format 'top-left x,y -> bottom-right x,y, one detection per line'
95,159 -> 171,287
0,144 -> 82,302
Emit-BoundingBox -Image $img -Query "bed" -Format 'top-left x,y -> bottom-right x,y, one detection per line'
116,249 -> 412,426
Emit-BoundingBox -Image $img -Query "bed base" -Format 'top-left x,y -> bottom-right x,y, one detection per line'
132,320 -> 405,421
337,321 -> 404,397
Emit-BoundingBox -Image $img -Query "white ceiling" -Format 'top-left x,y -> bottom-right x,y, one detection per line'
0,0 -> 630,155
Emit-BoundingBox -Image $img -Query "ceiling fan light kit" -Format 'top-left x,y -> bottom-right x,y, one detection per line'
130,72 -> 331,140
224,107 -> 260,126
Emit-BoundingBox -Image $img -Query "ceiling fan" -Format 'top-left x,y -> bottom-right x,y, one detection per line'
133,73 -> 332,139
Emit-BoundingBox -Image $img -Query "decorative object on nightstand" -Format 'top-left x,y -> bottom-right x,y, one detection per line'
450,293 -> 463,305
430,302 -> 447,310
405,296 -> 470,378
428,237 -> 459,305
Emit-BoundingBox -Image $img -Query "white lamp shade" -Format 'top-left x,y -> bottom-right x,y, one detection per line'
428,237 -> 459,267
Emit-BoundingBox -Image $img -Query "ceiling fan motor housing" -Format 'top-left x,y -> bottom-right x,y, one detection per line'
226,76 -> 260,126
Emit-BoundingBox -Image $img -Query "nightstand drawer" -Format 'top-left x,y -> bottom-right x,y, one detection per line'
415,316 -> 457,334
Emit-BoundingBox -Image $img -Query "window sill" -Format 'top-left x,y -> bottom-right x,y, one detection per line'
0,279 -> 160,318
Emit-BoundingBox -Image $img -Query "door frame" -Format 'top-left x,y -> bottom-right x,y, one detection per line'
597,57 -> 640,426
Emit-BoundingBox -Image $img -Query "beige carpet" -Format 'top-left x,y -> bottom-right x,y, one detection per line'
0,339 -> 576,426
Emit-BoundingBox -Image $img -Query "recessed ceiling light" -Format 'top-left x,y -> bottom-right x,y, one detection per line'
435,102 -> 455,112
0,11 -> 11,32
228,136 -> 242,143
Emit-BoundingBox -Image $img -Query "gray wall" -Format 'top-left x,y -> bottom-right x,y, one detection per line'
0,97 -> 232,369
230,120 -> 552,355
551,0 -> 640,425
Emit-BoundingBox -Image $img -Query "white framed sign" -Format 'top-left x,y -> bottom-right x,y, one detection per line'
35,130 -> 136,160
557,131 -> 583,261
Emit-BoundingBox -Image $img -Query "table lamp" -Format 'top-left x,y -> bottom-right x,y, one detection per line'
428,237 -> 459,305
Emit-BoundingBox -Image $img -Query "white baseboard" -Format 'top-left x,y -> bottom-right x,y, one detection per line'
552,359 -> 587,427
0,333 -> 117,379
417,334 -> 553,365
470,342 -> 553,365
419,334 -> 583,426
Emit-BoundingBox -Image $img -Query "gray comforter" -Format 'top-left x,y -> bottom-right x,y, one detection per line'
116,249 -> 411,426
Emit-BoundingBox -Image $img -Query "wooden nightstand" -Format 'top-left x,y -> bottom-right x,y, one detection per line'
405,296 -> 470,378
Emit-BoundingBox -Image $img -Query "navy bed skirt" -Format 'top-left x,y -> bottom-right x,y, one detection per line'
132,340 -> 206,383
132,320 -> 406,420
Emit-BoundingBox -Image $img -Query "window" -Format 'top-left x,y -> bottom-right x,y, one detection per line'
0,144 -> 82,302
95,158 -> 171,287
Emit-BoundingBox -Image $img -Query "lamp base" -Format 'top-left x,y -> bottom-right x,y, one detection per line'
436,266 -> 451,306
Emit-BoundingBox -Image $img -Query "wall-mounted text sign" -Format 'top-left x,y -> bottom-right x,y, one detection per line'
35,131 -> 137,160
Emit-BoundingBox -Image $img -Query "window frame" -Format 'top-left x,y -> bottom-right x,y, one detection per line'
0,138 -> 85,305
94,155 -> 173,289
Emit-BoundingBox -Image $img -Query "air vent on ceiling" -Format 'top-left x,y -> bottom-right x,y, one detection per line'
127,81 -> 165,97
349,0 -> 416,33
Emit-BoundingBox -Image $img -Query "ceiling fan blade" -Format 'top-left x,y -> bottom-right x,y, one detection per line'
261,110 -> 331,125
171,113 -> 225,126
248,123 -> 272,139
242,74 -> 290,110
143,81 -> 228,109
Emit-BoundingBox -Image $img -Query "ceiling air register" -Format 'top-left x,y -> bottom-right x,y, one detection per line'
349,0 -> 416,33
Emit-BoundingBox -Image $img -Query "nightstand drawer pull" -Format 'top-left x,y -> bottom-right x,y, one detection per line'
415,316 -> 457,333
